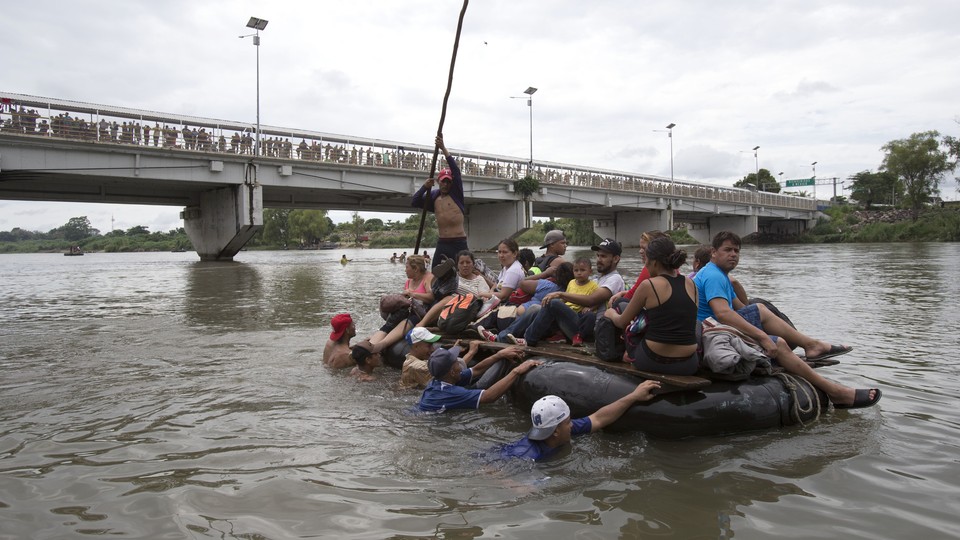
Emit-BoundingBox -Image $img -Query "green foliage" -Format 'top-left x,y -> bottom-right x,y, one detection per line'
514,218 -> 599,246
349,211 -> 365,245
803,207 -> 960,243
734,168 -> 781,193
367,229 -> 438,248
262,208 -> 292,247
364,218 -> 385,231
289,209 -> 331,246
513,175 -> 540,198
847,170 -> 900,209
666,229 -> 697,245
56,216 -> 100,241
0,227 -> 39,242
400,213 -> 437,230
881,131 -> 952,218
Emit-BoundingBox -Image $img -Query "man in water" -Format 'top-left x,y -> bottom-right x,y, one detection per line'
694,230 -> 880,409
412,134 -> 467,270
417,343 -> 537,412
400,327 -> 443,389
349,340 -> 383,382
323,313 -> 355,369
500,380 -> 661,461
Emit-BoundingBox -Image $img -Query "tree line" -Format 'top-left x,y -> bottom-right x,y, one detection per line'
733,129 -> 959,219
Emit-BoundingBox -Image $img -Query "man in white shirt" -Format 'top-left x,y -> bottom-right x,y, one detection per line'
521,238 -> 626,346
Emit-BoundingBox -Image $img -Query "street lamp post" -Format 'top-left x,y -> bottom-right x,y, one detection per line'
511,86 -> 537,175
241,16 -> 268,157
654,123 -> 676,194
812,161 -> 818,202
741,145 -> 760,190
667,123 -> 675,188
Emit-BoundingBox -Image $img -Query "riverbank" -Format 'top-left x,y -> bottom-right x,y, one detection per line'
747,206 -> 960,244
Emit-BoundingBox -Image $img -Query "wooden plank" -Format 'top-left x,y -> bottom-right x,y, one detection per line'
445,338 -> 710,391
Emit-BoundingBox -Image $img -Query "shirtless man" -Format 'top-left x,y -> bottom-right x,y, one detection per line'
322,313 -> 356,369
349,340 -> 382,382
412,134 -> 467,271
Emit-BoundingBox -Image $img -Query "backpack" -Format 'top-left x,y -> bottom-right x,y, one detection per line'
379,293 -> 411,321
438,293 -> 483,334
594,297 -> 634,362
431,256 -> 459,300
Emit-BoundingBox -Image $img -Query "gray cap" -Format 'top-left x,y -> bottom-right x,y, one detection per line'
540,230 -> 566,249
427,345 -> 463,378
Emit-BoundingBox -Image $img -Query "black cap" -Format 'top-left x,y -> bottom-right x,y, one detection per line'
591,238 -> 622,256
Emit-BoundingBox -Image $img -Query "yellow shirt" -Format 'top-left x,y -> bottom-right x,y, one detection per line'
565,279 -> 598,312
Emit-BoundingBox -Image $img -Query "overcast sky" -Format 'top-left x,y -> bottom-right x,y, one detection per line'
3,0 -> 958,234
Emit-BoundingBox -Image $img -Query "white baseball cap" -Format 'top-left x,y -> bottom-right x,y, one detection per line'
527,395 -> 571,440
406,327 -> 441,345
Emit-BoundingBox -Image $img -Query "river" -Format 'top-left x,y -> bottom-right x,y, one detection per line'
1,243 -> 958,539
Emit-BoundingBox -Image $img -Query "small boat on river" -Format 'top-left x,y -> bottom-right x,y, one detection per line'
64,247 -> 84,256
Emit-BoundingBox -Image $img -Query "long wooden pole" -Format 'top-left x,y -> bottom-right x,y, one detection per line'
414,0 -> 469,254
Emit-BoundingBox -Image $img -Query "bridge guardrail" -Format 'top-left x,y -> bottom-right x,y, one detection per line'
0,91 -> 814,211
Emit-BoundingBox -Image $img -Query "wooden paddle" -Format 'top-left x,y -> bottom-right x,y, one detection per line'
414,0 -> 469,255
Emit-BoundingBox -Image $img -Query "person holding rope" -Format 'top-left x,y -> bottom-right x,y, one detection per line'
412,134 -> 467,271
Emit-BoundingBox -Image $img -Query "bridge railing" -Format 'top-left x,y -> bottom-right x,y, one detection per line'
0,92 -> 814,211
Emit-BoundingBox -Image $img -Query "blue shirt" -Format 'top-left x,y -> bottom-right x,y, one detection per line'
522,279 -> 560,310
416,369 -> 481,412
692,262 -> 735,321
498,417 -> 592,461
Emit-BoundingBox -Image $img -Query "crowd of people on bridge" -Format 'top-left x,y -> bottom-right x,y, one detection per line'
0,98 -> 813,208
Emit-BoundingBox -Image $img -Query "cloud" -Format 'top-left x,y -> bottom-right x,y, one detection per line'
2,0 -> 960,236
774,80 -> 841,100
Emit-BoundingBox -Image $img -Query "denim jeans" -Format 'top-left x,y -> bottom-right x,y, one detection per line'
524,298 -> 591,346
496,304 -> 541,342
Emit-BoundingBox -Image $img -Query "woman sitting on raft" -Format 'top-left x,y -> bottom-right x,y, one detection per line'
409,250 -> 497,329
465,239 -> 525,333
369,255 -> 434,352
605,236 -> 699,375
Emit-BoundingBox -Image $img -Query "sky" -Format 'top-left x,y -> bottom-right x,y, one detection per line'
2,0 -> 959,234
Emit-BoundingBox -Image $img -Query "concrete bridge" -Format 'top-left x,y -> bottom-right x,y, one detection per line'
0,92 -> 817,260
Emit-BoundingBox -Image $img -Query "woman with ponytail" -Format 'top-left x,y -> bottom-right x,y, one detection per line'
604,236 -> 699,375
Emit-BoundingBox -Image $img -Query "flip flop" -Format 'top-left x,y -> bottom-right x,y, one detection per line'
807,344 -> 853,361
835,388 -> 882,409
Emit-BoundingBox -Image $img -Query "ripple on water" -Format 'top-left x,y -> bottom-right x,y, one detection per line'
1,247 -> 959,538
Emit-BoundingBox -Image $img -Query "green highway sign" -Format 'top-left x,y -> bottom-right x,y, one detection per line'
785,178 -> 815,187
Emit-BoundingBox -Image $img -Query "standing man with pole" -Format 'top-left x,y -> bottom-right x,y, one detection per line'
412,135 -> 467,271
412,0 -> 470,261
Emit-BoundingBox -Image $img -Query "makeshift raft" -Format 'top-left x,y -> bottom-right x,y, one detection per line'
383,332 -> 836,439
477,341 -> 833,439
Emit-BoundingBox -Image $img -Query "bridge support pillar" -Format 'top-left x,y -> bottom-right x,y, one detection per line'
466,200 -> 532,251
593,210 -> 671,247
687,224 -> 711,245
708,215 -> 758,241
181,182 -> 263,261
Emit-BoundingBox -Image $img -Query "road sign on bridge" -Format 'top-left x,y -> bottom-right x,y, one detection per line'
785,178 -> 815,187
